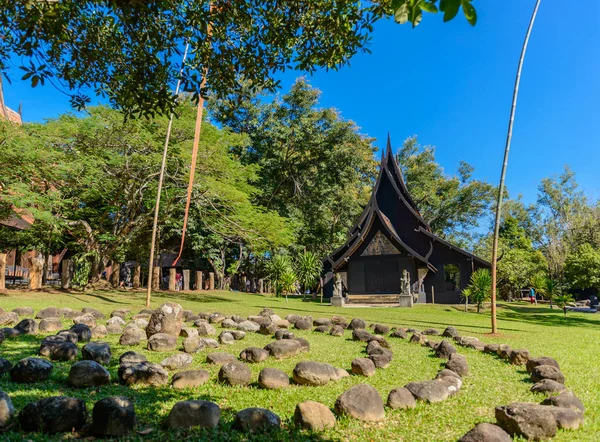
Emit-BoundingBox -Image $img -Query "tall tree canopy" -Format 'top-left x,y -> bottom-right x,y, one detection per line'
0,1 -> 476,117
396,136 -> 495,247
211,78 -> 378,253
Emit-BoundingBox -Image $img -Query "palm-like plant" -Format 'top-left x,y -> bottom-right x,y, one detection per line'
530,273 -> 547,300
295,251 -> 323,299
462,269 -> 492,313
544,278 -> 560,309
267,255 -> 296,297
555,293 -> 575,317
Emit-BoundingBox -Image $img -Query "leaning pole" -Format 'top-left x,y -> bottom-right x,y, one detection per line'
490,0 -> 542,333
145,44 -> 190,308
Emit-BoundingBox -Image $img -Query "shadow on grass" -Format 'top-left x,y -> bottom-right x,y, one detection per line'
498,304 -> 600,329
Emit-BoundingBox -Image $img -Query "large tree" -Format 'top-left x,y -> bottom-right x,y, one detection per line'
0,1 -> 477,117
211,78 -> 378,254
396,136 -> 495,247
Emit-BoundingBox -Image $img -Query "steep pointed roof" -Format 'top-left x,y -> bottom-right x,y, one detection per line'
326,135 -> 488,271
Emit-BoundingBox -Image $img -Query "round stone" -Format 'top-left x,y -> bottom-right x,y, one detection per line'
335,384 -> 385,422
294,400 -> 336,431
92,396 -> 136,437
218,361 -> 252,386
258,368 -> 290,389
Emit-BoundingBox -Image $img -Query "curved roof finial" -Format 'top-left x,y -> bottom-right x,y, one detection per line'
386,132 -> 393,161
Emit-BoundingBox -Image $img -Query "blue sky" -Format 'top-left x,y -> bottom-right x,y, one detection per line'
3,0 -> 599,204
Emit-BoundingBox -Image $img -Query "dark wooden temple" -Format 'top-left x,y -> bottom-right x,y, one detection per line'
323,136 -> 489,305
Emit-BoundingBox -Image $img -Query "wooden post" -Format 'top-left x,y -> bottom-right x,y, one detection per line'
183,269 -> 190,291
110,263 -> 120,287
195,271 -> 203,290
431,286 -> 435,304
28,256 -> 44,289
258,278 -> 264,294
0,253 -> 6,290
152,266 -> 161,290
61,259 -> 73,290
208,272 -> 215,290
132,264 -> 141,289
168,268 -> 176,291
241,275 -> 247,292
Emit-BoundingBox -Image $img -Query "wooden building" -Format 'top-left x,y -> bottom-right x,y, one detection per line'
323,137 -> 489,305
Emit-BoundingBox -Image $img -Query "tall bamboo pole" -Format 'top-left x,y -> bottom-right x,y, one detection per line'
490,0 -> 541,333
145,44 -> 190,307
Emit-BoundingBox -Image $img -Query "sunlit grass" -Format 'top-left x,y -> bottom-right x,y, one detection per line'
0,288 -> 598,441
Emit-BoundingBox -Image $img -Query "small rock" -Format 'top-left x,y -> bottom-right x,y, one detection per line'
422,328 -> 440,335
106,324 -> 124,335
91,396 -> 136,437
18,396 -> 87,434
82,307 -> 106,319
531,365 -> 565,384
200,337 -> 220,348
166,400 -> 221,429
329,325 -> 345,337
313,318 -> 332,327
50,341 -> 79,361
82,341 -> 112,365
240,347 -> 269,363
458,422 -> 512,442
39,318 -> 63,332
36,307 -> 61,319
146,302 -> 184,338
161,352 -> 193,370
352,329 -> 375,342
442,326 -> 460,338
221,318 -> 238,329
218,331 -> 235,345
91,325 -> 108,339
497,344 -> 512,360
348,318 -> 366,330
294,400 -> 336,431
495,402 -> 557,440
0,312 -> 19,326
206,352 -> 236,365
0,390 -> 15,429
313,325 -> 329,333
118,361 -> 168,386
233,408 -> 281,433
73,313 -> 97,327
219,361 -> 252,386
119,327 -> 146,345
410,332 -> 427,345
12,307 -> 34,316
335,384 -> 385,422
265,339 -> 303,359
14,318 -> 38,335
39,335 -> 67,357
107,316 -> 126,327
68,360 -> 111,387
70,323 -> 92,342
171,370 -> 210,389
531,379 -> 568,395
351,358 -> 376,377
387,387 -> 416,410
209,313 -> 226,324
446,353 -> 469,377
509,349 -> 530,366
294,319 -> 312,330
527,356 -> 560,373
484,343 -> 500,354
390,329 -> 408,339
405,379 -> 457,403
197,322 -> 217,336
180,327 -> 198,338
293,361 -> 342,386
147,333 -> 177,352
258,368 -> 290,389
435,340 -> 457,359
541,391 -> 584,412
183,336 -> 205,353
237,320 -> 260,332
119,351 -> 147,366
0,358 -> 13,375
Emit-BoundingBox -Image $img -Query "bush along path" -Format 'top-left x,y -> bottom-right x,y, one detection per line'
0,303 -> 586,440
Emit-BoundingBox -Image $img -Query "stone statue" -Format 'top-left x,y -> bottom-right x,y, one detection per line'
333,272 -> 342,298
401,269 -> 411,296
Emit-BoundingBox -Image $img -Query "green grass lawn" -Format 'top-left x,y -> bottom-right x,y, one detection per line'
0,288 -> 598,441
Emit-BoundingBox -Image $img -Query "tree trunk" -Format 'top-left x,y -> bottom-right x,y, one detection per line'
132,264 -> 141,289
28,256 -> 44,289
490,0 -> 541,334
0,253 -> 6,290
61,259 -> 74,290
110,263 -> 120,287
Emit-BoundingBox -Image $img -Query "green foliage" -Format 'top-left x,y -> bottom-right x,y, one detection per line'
462,268 -> 491,313
554,293 -> 575,316
267,255 -> 296,297
211,78 -> 377,254
396,136 -> 495,247
295,251 -> 323,296
392,0 -> 477,27
565,244 -> 600,292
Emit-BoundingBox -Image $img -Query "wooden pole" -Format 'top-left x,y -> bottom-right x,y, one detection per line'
431,286 -> 435,304
145,43 -> 190,307
490,0 -> 541,334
